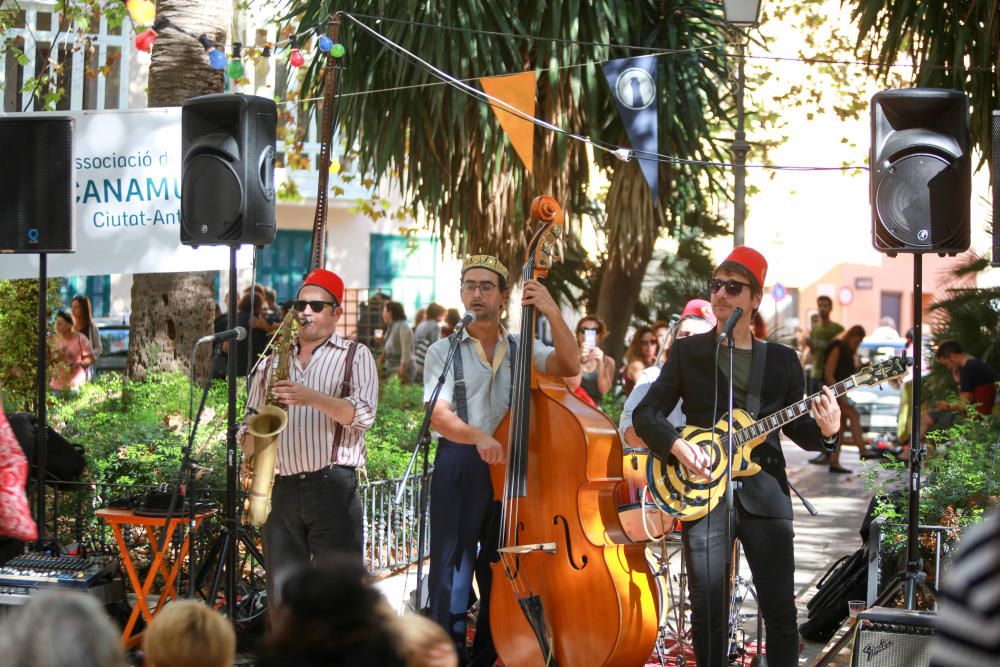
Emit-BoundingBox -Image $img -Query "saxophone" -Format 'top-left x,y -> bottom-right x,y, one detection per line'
243,310 -> 298,527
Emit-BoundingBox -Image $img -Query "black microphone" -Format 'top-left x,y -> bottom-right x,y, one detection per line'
453,311 -> 476,334
717,307 -> 744,343
197,326 -> 247,346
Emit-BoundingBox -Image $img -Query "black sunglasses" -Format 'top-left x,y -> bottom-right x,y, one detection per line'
707,278 -> 752,296
291,299 -> 338,313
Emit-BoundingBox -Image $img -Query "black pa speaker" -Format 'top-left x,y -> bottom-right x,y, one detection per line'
851,606 -> 935,667
870,88 -> 971,256
180,94 -> 277,247
992,110 -> 999,267
0,116 -> 75,253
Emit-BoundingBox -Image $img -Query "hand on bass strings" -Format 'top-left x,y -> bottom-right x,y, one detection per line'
671,437 -> 713,481
474,433 -> 505,465
521,279 -> 560,319
811,385 -> 841,438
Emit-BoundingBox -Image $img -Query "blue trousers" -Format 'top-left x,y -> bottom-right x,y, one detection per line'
428,440 -> 499,666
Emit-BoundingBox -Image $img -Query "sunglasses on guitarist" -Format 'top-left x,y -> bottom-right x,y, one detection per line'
707,278 -> 752,297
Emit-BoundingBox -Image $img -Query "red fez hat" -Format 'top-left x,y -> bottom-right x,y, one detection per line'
680,298 -> 717,326
720,245 -> 767,290
301,269 -> 345,304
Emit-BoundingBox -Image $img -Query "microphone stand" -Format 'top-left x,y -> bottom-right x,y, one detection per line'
158,338 -> 217,598
721,330 -> 739,663
395,331 -> 465,612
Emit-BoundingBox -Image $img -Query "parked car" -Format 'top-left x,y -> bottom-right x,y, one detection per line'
850,337 -> 906,451
95,316 -> 130,374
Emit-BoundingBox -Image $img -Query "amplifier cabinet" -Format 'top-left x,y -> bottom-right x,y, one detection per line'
851,606 -> 936,667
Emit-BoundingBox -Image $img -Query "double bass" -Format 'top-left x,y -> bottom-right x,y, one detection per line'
489,196 -> 659,666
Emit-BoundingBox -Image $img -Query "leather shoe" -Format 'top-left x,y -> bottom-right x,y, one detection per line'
809,453 -> 830,465
859,449 -> 883,460
829,464 -> 852,474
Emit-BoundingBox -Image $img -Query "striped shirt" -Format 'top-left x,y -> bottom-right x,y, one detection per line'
930,510 -> 1000,667
246,332 -> 379,474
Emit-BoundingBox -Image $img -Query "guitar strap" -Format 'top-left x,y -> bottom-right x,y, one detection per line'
746,338 -> 767,419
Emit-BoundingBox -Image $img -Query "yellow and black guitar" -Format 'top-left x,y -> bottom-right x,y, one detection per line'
645,356 -> 907,521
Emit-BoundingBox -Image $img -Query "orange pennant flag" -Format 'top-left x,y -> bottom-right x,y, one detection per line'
479,72 -> 537,174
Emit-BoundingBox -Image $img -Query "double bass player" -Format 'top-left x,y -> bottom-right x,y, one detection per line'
422,254 -> 580,665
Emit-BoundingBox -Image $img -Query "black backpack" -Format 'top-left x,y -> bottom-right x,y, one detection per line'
799,546 -> 869,641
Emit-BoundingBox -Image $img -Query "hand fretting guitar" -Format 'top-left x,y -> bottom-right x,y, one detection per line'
646,357 -> 906,521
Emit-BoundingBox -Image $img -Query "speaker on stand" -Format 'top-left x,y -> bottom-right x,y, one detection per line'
870,89 -> 969,608
0,115 -> 76,553
178,93 -> 276,623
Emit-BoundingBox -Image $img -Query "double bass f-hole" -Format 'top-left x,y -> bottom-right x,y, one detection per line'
552,515 -> 587,571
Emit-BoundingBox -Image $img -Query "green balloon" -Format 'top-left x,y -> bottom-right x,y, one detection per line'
331,43 -> 346,58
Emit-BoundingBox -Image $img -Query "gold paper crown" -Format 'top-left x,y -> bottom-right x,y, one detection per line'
461,254 -> 509,282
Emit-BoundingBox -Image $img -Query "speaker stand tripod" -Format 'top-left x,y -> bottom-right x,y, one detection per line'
815,254 -> 934,667
191,245 -> 267,627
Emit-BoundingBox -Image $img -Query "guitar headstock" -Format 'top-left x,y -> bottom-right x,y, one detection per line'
853,355 -> 908,387
525,195 -> 564,280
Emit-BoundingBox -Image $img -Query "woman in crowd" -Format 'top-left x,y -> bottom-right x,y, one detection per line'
566,315 -> 616,406
440,308 -> 461,337
622,325 -> 659,396
71,295 -> 102,377
824,324 -> 872,472
383,300 -> 415,382
413,302 -> 445,382
50,311 -> 94,393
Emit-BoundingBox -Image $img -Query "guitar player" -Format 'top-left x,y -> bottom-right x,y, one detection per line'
633,246 -> 841,667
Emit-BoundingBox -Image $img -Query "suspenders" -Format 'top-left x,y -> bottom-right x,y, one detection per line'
451,332 -> 518,424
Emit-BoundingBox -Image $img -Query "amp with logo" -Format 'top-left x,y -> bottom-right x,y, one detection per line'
851,606 -> 935,667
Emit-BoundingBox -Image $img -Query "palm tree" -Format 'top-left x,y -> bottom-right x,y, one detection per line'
284,0 -> 733,357
127,0 -> 229,378
846,0 -> 999,175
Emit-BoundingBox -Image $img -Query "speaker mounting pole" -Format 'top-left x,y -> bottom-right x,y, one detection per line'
34,254 -> 49,550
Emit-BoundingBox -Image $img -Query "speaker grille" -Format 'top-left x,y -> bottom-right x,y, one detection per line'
875,153 -> 961,248
0,117 -> 75,253
181,154 -> 243,242
851,607 -> 935,667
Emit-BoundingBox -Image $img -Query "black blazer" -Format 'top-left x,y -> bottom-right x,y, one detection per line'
633,330 -> 832,520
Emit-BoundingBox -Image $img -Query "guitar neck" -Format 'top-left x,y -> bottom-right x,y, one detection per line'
734,376 -> 857,446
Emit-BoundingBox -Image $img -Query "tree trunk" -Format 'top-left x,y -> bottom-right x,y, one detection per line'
127,0 -> 229,378
596,159 -> 660,363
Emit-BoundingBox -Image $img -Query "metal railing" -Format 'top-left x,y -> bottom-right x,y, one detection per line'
865,515 -> 954,608
37,470 -> 432,576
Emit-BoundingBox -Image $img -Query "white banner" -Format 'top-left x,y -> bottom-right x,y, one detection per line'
0,108 -> 251,280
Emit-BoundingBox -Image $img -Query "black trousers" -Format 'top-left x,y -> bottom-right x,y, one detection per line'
262,465 -> 363,599
683,497 -> 798,667
428,440 -> 499,666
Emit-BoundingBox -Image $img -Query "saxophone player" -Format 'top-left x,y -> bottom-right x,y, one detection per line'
242,269 -> 380,595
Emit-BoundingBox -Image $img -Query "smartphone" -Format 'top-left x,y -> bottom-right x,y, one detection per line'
584,329 -> 598,350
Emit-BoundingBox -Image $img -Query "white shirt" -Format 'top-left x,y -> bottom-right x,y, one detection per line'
619,364 -> 685,439
422,327 -> 552,438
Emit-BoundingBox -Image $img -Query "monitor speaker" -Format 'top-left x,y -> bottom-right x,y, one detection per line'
180,94 -> 277,247
851,606 -> 935,667
0,116 -> 75,254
